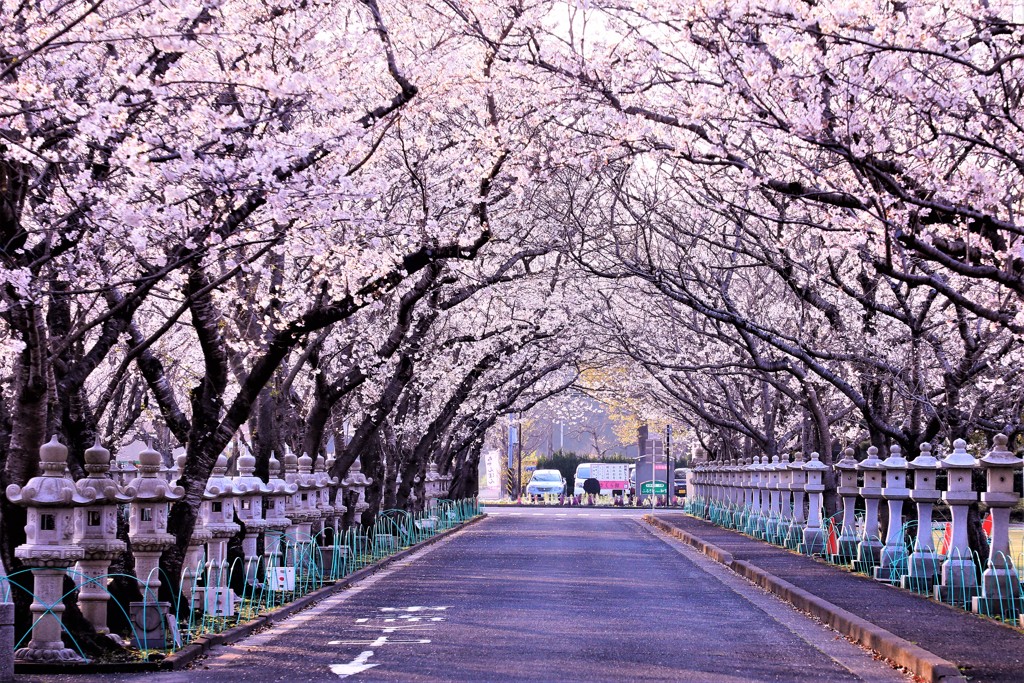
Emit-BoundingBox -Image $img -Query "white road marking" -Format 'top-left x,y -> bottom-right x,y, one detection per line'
330,650 -> 378,678
531,512 -> 543,516
329,636 -> 431,646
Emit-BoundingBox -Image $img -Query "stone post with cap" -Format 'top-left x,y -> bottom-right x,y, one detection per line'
263,452 -> 296,578
326,453 -> 347,538
202,453 -> 240,616
342,456 -> 372,527
853,446 -> 885,574
800,452 -> 828,554
751,456 -> 769,537
902,443 -> 942,592
833,448 -> 859,563
313,455 -> 340,573
72,439 -> 135,637
776,453 -> 794,544
125,442 -> 184,650
767,455 -> 785,543
6,436 -> 93,662
233,446 -> 271,585
875,445 -> 910,583
970,434 -> 1024,619
172,452 -> 212,607
934,439 -> 980,605
785,452 -> 805,549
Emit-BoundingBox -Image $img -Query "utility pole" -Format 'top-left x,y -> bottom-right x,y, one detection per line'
516,413 -> 524,500
666,424 -> 673,506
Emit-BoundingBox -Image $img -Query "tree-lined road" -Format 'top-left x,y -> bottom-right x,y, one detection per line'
48,510 -> 908,682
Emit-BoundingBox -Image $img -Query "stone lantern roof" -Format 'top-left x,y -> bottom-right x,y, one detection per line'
834,448 -> 858,471
856,446 -> 885,471
75,438 -> 135,503
941,439 -> 978,469
127,443 -> 185,503
880,444 -> 909,469
204,453 -> 237,499
266,450 -> 298,496
234,446 -> 271,497
909,442 -> 940,469
343,456 -> 373,488
7,435 -> 95,508
978,434 -> 1022,468
801,452 -> 828,473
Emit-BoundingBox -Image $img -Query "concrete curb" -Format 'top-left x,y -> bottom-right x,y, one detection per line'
643,515 -> 966,683
14,514 -> 487,675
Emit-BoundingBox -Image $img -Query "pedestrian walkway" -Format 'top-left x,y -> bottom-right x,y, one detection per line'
651,514 -> 1024,683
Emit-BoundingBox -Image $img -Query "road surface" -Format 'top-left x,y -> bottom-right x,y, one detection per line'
36,508 -> 908,682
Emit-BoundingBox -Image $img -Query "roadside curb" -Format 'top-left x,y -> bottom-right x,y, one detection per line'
642,515 -> 966,683
15,514 -> 487,676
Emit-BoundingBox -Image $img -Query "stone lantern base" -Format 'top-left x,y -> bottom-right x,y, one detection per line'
852,538 -> 882,574
900,552 -> 941,592
971,567 -> 1024,619
934,558 -> 979,605
799,527 -> 825,556
15,566 -> 84,663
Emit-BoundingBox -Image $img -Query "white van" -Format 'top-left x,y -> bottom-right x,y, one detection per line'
573,462 -> 630,496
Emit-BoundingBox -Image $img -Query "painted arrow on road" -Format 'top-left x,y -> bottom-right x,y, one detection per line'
330,650 -> 378,678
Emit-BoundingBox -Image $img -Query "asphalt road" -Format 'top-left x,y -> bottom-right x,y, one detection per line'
36,508 -> 909,682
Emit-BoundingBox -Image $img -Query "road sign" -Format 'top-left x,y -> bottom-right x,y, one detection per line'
639,480 -> 667,495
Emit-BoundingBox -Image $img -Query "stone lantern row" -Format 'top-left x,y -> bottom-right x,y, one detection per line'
4,437 -> 373,662
687,436 -> 1024,624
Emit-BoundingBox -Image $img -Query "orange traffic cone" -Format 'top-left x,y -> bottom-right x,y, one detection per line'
939,522 -> 952,555
826,522 -> 838,555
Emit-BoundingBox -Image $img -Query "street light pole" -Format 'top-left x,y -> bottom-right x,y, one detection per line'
666,424 -> 673,506
516,413 -> 523,501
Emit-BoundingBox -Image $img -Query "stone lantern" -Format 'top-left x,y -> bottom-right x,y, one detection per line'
282,450 -> 318,566
312,455 -> 338,544
263,452 -> 297,589
424,462 -> 443,510
800,452 -> 828,555
202,454 -> 240,616
6,436 -> 92,662
233,447 -> 271,585
833,448 -> 859,563
312,454 -> 340,573
787,452 -> 808,549
776,454 -> 793,544
125,442 -> 184,650
765,456 -> 782,543
343,456 -> 372,526
438,466 -> 453,501
746,456 -> 765,537
325,453 -> 347,536
173,452 -> 212,607
903,443 -> 941,592
875,445 -> 910,583
740,457 -> 756,535
934,439 -> 979,605
853,446 -> 884,574
73,439 -> 135,637
901,444 -> 937,593
971,434 -> 1023,619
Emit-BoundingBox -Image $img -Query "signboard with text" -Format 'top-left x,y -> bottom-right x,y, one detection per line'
640,480 -> 668,495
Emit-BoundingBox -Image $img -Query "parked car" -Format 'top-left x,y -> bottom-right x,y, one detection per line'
525,469 -> 566,498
